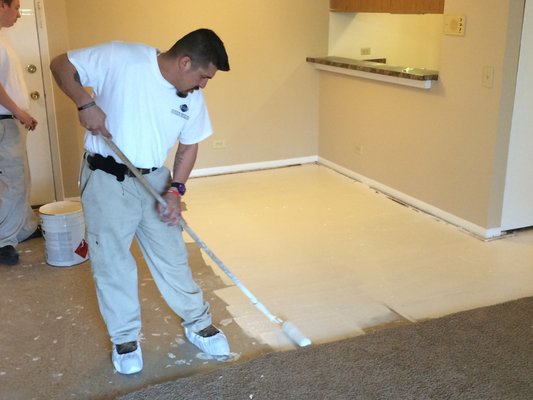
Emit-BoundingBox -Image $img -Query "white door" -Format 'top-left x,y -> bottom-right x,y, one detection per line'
3,0 -> 55,206
501,0 -> 533,230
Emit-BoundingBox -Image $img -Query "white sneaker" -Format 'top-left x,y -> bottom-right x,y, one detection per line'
112,341 -> 143,374
185,325 -> 230,356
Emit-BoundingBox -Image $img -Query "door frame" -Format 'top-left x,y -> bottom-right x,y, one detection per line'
500,0 -> 533,230
34,0 -> 64,202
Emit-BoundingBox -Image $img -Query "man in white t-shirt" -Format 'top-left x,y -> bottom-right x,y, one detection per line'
50,29 -> 230,374
0,0 -> 39,266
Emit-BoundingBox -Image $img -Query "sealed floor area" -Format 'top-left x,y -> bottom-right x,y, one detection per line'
2,163 -> 533,399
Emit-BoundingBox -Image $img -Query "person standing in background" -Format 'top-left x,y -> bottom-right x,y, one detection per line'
0,0 -> 40,266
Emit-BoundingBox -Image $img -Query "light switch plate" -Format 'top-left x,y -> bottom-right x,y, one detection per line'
444,15 -> 466,36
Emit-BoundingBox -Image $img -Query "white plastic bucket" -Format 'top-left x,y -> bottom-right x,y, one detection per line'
39,201 -> 89,267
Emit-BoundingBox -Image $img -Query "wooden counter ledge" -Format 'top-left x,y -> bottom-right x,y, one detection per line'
307,56 -> 439,89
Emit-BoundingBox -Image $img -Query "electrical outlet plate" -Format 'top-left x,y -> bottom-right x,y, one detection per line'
444,15 -> 466,36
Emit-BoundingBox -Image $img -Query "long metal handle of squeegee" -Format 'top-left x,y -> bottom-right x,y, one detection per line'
103,137 -> 167,205
102,136 -> 283,324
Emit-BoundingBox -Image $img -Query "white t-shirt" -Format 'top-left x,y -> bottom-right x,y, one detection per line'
68,41 -> 213,168
0,32 -> 30,114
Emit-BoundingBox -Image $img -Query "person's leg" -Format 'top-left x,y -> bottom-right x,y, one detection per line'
134,169 -> 229,356
16,122 -> 38,242
0,121 -> 37,264
80,159 -> 143,345
134,168 -> 212,330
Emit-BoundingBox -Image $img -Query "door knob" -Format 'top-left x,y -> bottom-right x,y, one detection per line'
30,91 -> 40,100
27,64 -> 37,73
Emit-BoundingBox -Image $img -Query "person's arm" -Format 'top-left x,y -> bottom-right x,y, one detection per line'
172,142 -> 198,184
0,83 -> 37,130
50,53 -> 111,137
159,142 -> 198,225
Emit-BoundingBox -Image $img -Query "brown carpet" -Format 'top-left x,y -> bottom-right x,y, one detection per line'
118,296 -> 533,400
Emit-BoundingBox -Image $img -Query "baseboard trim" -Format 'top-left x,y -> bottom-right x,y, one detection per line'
190,156 -> 319,178
318,158 -> 505,240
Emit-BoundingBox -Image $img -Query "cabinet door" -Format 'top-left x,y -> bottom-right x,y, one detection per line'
390,0 -> 444,14
330,0 -> 351,12
426,0 -> 445,13
330,0 -> 390,12
331,0 -> 444,13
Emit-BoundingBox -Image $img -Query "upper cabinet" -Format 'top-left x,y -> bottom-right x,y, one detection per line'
330,0 -> 444,14
330,0 -> 389,12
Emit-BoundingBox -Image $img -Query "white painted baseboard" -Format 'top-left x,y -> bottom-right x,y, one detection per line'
318,158 -> 504,240
190,156 -> 319,178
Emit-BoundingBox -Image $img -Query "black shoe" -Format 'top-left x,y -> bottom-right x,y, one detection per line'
21,226 -> 43,242
197,325 -> 220,338
0,245 -> 19,265
116,341 -> 138,355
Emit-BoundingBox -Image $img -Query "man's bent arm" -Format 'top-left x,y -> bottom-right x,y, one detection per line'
0,84 -> 37,130
50,53 -> 93,108
50,53 -> 111,137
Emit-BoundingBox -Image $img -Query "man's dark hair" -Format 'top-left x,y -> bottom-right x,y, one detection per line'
168,28 -> 230,71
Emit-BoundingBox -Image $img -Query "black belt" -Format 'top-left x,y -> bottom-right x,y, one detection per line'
86,153 -> 157,182
0,115 -> 13,120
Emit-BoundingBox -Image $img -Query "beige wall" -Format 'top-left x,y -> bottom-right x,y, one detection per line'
319,0 -> 524,230
44,0 -> 329,197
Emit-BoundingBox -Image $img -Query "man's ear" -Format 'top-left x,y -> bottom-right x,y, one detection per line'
178,55 -> 192,71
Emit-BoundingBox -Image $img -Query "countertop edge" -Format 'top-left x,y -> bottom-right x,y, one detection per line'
306,56 -> 439,82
